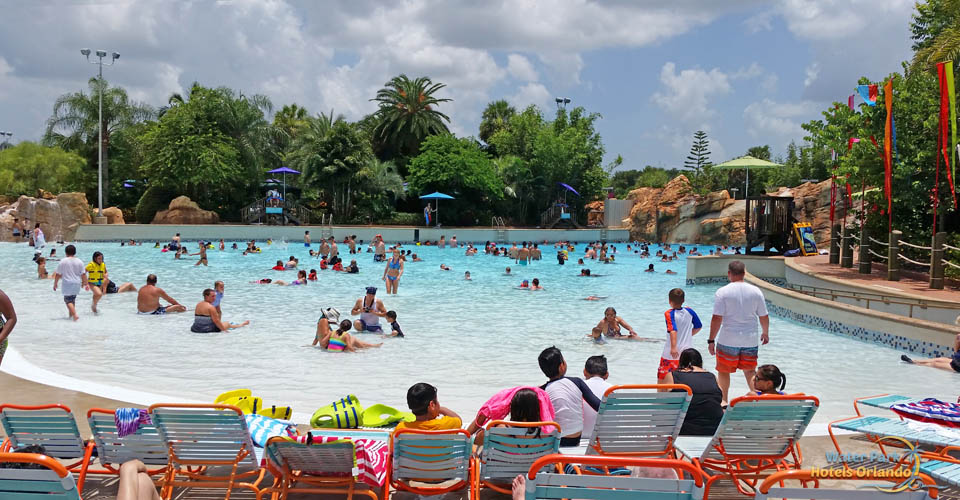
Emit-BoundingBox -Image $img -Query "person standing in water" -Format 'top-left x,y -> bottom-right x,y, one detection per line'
190,288 -> 249,333
304,230 -> 311,247
85,251 -> 110,313
382,249 -> 404,294
0,288 -> 18,367
191,242 -> 208,266
53,244 -> 86,321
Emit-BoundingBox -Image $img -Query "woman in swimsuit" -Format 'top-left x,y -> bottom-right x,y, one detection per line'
596,307 -> 638,338
190,288 -> 249,333
382,249 -> 404,294
320,320 -> 383,352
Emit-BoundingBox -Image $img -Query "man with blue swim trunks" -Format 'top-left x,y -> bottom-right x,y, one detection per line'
351,287 -> 386,332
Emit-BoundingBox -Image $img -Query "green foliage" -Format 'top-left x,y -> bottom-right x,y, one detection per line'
371,74 -> 451,162
134,185 -> 176,223
0,142 -> 86,196
488,106 -> 607,225
43,77 -> 155,207
138,84 -> 269,218
609,166 -> 680,196
684,130 -> 715,193
479,99 -> 516,147
407,134 -> 504,224
910,0 -> 960,72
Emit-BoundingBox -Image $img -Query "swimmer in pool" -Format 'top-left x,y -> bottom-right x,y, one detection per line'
440,264 -> 451,271
504,267 -> 511,275
665,269 -> 677,275
272,260 -> 285,271
190,288 -> 249,333
589,326 -> 607,344
901,333 -> 960,373
285,256 -> 298,269
36,257 -> 50,279
412,253 -> 423,262
596,307 -> 637,338
529,278 -> 543,290
645,264 -> 655,272
464,271 -> 471,280
321,319 -> 383,351
580,268 -> 591,276
190,242 -> 208,266
583,295 -> 607,301
382,249 -> 404,294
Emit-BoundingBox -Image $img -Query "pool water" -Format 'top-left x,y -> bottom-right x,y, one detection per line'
1,241 -> 955,425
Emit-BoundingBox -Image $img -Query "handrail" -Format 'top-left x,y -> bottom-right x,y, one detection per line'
899,240 -> 931,251
785,283 -> 960,309
944,244 -> 960,252
785,284 -> 960,318
867,249 -> 888,260
898,253 -> 931,267
945,260 -> 960,270
868,236 -> 888,247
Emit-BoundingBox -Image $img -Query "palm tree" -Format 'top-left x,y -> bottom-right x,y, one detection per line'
910,0 -> 960,72
370,74 -> 451,159
44,77 -> 155,206
479,99 -> 516,144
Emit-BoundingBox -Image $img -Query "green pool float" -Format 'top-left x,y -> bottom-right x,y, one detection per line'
310,395 -> 362,428
360,404 -> 415,427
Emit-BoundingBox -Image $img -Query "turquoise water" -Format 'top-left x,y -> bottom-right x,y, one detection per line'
0,240 -> 955,425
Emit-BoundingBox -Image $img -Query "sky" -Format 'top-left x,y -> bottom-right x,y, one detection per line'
0,0 -> 917,171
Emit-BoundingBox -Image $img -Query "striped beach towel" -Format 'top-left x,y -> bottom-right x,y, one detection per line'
245,414 -> 296,447
892,398 -> 960,428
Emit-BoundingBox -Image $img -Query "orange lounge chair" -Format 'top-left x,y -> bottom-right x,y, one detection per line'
0,451 -> 81,500
0,404 -> 95,493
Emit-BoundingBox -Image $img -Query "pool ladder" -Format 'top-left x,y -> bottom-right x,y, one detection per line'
493,216 -> 507,243
320,213 -> 334,239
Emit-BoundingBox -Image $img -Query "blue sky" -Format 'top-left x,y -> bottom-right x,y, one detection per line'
0,1 -> 916,171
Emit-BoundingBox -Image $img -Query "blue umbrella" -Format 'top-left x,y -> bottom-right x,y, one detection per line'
266,167 -> 301,201
123,183 -> 134,188
558,182 -> 580,196
419,192 -> 455,227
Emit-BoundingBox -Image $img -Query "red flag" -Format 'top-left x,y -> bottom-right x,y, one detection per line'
938,62 -> 957,208
883,79 -> 893,232
848,94 -> 855,110
869,84 -> 879,103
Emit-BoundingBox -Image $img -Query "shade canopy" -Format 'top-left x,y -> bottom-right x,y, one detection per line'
265,178 -> 281,183
558,182 -> 580,196
122,183 -> 134,188
267,166 -> 301,175
712,155 -> 781,170
419,192 -> 455,200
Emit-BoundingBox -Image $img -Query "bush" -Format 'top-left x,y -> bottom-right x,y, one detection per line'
383,212 -> 422,225
135,186 -> 175,223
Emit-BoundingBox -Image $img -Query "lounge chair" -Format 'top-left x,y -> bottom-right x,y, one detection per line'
148,403 -> 265,500
523,454 -> 708,500
258,436 -> 378,500
0,404 -> 94,492
828,414 -> 960,462
85,408 -> 168,476
386,428 -> 472,499
754,469 -> 939,499
0,451 -> 81,500
915,445 -> 960,488
674,395 -> 819,496
587,384 -> 692,458
471,420 -> 560,497
853,394 -> 919,413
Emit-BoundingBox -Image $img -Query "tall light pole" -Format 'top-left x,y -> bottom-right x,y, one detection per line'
0,131 -> 12,150
81,48 -> 119,219
554,97 -> 571,110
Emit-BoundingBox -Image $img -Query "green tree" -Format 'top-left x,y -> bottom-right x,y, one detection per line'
407,134 -> 504,225
479,99 -> 516,146
43,78 -> 155,207
354,158 -> 406,219
684,130 -> 715,192
910,0 -> 960,72
370,74 -> 452,162
288,111 -> 372,219
0,142 -> 86,196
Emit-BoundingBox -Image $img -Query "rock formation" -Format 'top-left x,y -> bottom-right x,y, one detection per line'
0,193 -> 93,242
103,206 -> 125,225
585,201 -> 604,226
624,175 -> 744,244
151,196 -> 220,224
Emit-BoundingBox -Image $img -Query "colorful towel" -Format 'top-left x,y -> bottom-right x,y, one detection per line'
115,408 -> 151,438
477,386 -> 557,434
245,414 -> 296,447
298,434 -> 388,488
892,398 -> 960,429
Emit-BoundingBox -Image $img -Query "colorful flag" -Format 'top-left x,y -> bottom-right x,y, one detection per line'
857,84 -> 878,106
947,61 -> 957,194
883,79 -> 893,231
937,62 -> 957,208
848,94 -> 855,110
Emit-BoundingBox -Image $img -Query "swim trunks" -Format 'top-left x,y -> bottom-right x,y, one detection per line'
715,344 -> 758,373
358,319 -> 383,333
63,295 -> 77,304
952,352 -> 960,373
105,281 -> 118,294
657,358 -> 680,380
150,306 -> 166,315
0,338 -> 6,358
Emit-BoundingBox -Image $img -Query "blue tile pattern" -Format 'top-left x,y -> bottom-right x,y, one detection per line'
765,302 -> 951,358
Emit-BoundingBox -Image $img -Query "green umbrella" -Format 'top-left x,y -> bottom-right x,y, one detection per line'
712,155 -> 782,198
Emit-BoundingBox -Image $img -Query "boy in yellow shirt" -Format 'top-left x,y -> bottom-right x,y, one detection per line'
396,383 -> 462,431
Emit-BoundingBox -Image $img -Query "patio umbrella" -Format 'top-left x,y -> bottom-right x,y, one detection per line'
418,191 -> 455,227
712,155 -> 782,198
266,166 -> 301,201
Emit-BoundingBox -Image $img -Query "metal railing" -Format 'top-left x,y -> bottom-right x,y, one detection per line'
785,283 -> 960,318
240,197 -> 316,225
492,216 -> 505,228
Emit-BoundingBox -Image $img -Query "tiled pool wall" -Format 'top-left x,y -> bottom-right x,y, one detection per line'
685,254 -> 957,357
74,224 -> 630,244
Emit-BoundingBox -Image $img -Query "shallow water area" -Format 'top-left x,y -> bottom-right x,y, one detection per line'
1,240 -> 956,425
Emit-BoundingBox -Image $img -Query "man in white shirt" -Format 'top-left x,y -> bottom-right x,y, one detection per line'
581,355 -> 612,442
708,260 -> 770,405
52,244 -> 87,321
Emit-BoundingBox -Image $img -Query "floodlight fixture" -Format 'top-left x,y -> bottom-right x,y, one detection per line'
112,52 -> 120,61
80,48 -> 91,56
96,49 -> 107,57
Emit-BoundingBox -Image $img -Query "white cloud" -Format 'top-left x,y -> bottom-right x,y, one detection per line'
744,11 -> 774,33
651,62 -> 732,122
732,62 -> 764,80
506,54 -> 538,82
760,74 -> 778,93
803,62 -> 820,87
743,98 -> 821,145
509,82 -> 551,110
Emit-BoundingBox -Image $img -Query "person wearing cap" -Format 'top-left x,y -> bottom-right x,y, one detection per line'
351,287 -> 387,332
313,307 -> 340,346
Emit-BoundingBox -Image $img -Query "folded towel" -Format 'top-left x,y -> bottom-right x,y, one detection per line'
116,408 -> 151,438
245,414 -> 296,447
892,398 -> 960,429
